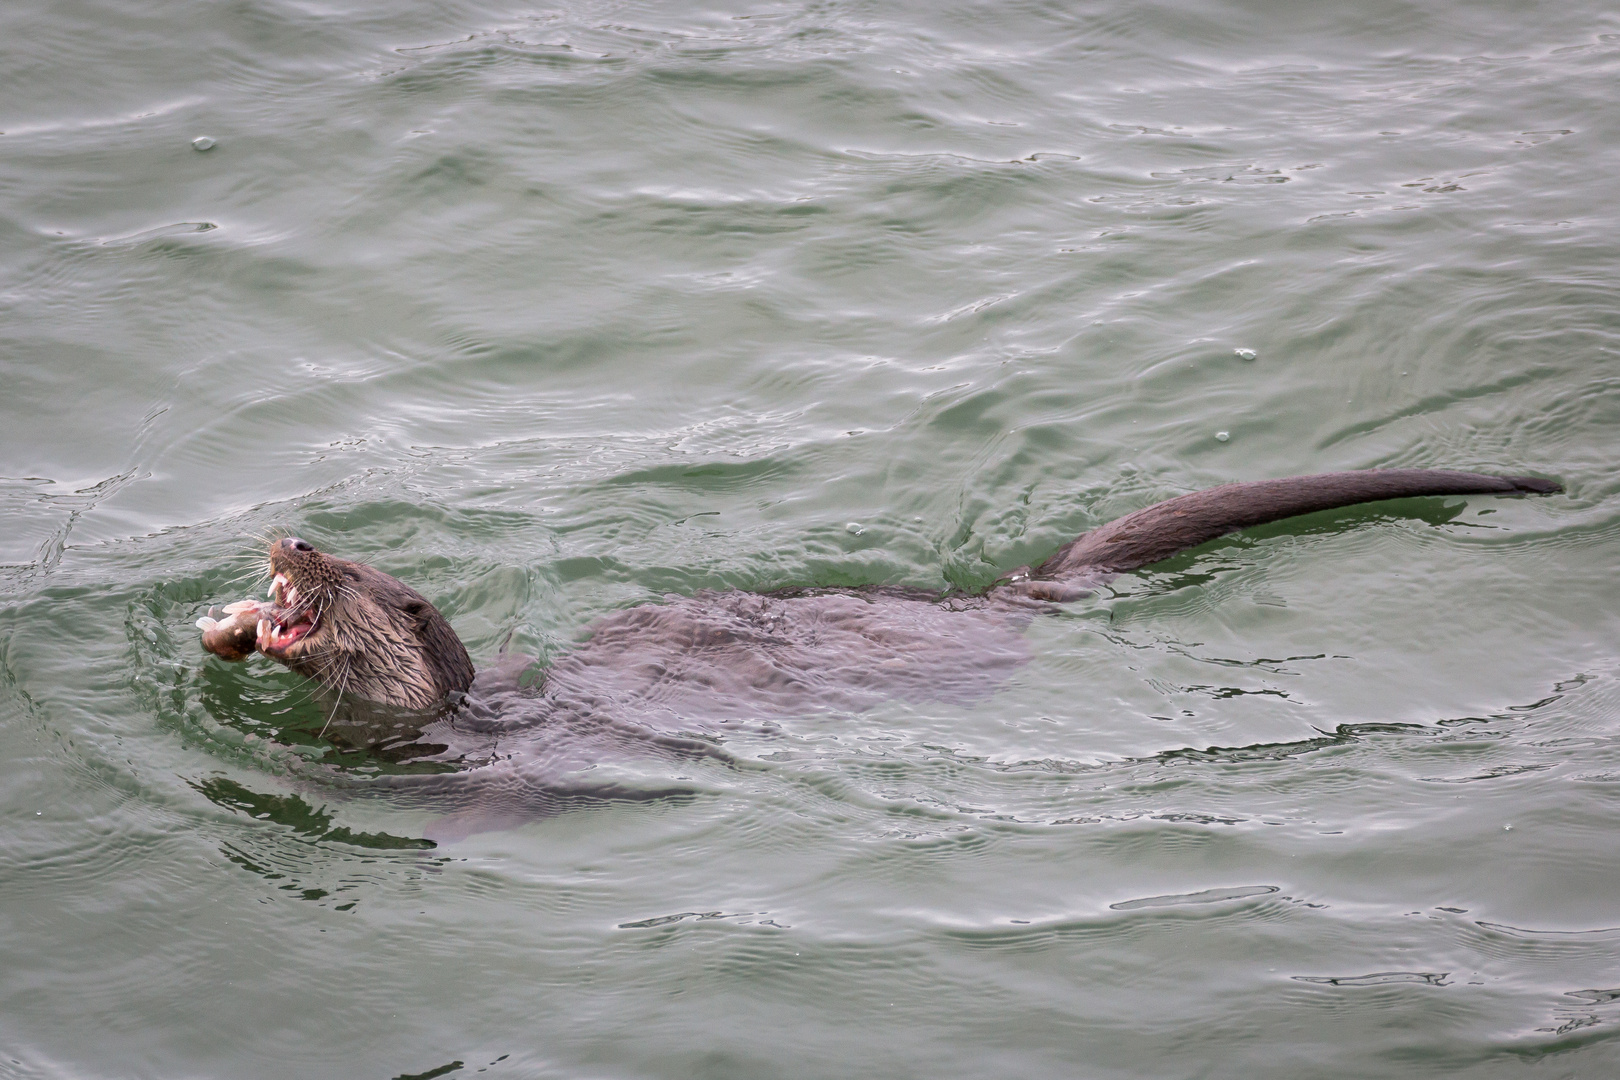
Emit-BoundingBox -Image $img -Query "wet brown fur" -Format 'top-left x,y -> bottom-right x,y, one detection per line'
264,540 -> 474,710
225,469 -> 1560,711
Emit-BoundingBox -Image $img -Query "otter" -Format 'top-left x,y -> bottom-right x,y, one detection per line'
199,539 -> 473,710
200,469 -> 1560,724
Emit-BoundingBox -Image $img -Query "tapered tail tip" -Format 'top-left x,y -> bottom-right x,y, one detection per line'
1507,476 -> 1562,495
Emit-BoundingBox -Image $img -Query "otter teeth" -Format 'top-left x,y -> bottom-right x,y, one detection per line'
269,572 -> 290,602
259,616 -> 305,650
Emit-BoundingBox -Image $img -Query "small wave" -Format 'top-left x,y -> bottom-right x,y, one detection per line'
1109,884 -> 1278,910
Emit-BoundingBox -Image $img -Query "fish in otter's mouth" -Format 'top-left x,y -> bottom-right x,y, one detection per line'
199,536 -> 474,711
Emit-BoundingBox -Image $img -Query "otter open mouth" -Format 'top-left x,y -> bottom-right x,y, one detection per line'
258,572 -> 318,654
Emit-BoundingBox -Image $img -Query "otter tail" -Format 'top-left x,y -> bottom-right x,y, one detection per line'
1025,469 -> 1559,586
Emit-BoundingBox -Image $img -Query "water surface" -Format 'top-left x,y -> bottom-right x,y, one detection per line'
3,1 -> 1619,1077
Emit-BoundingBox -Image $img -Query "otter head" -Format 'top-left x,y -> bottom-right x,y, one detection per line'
258,537 -> 474,710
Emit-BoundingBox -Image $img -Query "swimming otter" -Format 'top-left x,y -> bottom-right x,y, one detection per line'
200,469 -> 1561,714
200,538 -> 473,710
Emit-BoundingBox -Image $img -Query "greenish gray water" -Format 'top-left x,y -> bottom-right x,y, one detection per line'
3,1 -> 1619,1076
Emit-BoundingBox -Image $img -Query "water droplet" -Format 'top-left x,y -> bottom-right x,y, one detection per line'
1215,431 -> 1230,442
191,136 -> 216,151
845,522 -> 864,535
1234,348 -> 1257,360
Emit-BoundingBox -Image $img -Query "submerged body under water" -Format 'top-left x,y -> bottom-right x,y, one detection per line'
311,585 -> 1037,839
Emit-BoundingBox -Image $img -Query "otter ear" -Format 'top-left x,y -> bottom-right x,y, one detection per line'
402,600 -> 432,632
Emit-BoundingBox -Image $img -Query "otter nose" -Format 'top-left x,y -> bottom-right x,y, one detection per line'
279,537 -> 315,553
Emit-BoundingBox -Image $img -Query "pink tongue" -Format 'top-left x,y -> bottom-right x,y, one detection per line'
274,618 -> 312,647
